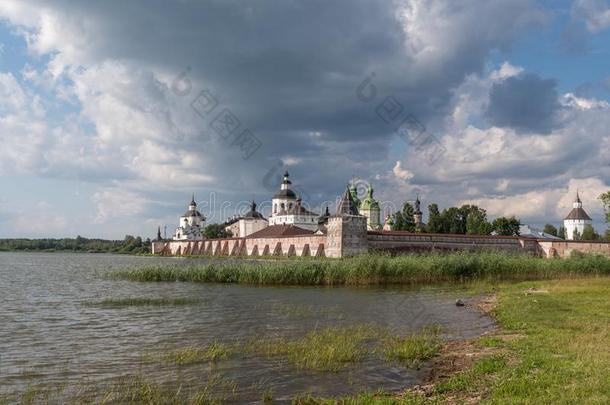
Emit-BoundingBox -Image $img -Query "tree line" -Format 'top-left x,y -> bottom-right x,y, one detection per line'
390,202 -> 521,235
389,191 -> 610,241
0,235 -> 151,254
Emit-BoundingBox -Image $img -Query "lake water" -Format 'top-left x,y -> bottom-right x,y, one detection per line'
0,252 -> 495,402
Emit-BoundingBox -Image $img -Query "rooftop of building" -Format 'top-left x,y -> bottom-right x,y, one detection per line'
336,186 -> 360,216
248,224 -> 314,238
564,207 -> 592,221
183,210 -> 205,218
519,225 -> 563,240
224,201 -> 267,225
273,188 -> 298,199
276,203 -> 318,217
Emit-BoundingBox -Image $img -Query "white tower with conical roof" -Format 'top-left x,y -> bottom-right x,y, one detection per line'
564,191 -> 592,240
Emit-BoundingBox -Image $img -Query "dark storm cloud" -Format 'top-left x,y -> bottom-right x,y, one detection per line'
486,73 -> 561,134
28,0 -> 539,141
0,0 -> 551,226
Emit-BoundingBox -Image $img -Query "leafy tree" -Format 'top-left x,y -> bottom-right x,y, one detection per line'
492,216 -> 521,236
558,226 -> 567,240
466,208 -> 492,235
392,202 -> 416,232
426,203 -> 442,233
580,224 -> 599,241
204,224 -> 233,239
543,224 -> 558,237
600,191 -> 610,230
442,207 -> 464,234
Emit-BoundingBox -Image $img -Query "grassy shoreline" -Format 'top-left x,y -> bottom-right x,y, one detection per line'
301,277 -> 610,404
108,252 -> 610,286
4,277 -> 608,403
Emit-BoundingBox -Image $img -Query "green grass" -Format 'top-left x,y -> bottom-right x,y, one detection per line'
244,325 -> 442,373
283,277 -> 610,404
477,336 -> 505,348
478,278 -> 610,403
291,390 -> 429,404
108,252 -> 610,286
83,297 -> 201,308
1,325 -> 442,403
0,373 -> 239,404
380,326 -> 442,367
247,325 -> 381,372
164,342 -> 233,365
427,277 -> 610,403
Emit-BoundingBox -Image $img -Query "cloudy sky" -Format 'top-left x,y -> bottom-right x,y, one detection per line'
1,0 -> 610,239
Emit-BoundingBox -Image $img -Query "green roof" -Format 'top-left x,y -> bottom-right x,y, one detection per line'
360,185 -> 379,210
349,182 -> 361,209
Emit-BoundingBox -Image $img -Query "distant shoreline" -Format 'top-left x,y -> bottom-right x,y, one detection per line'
0,236 -> 151,255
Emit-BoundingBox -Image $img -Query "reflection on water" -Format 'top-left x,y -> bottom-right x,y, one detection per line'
0,252 -> 495,402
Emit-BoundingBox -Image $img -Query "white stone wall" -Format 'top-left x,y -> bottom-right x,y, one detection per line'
239,218 -> 268,237
326,215 -> 369,258
564,219 -> 592,240
361,208 -> 381,230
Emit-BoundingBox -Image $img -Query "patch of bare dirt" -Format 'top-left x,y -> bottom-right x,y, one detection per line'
404,294 -> 519,403
474,294 -> 497,315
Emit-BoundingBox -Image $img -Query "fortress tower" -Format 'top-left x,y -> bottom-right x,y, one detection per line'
564,191 -> 592,240
326,186 -> 369,258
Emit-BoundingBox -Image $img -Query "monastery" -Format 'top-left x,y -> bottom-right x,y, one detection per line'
152,173 -> 610,259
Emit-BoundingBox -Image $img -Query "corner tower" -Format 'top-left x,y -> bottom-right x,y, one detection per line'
326,186 -> 369,258
564,190 -> 592,240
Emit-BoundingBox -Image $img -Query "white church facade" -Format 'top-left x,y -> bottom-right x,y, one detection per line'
268,171 -> 320,231
224,201 -> 268,238
173,195 -> 205,240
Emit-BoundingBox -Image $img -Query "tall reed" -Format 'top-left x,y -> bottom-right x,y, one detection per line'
109,252 -> 610,286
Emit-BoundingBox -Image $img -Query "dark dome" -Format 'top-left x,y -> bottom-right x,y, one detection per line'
273,189 -> 297,199
183,210 -> 204,218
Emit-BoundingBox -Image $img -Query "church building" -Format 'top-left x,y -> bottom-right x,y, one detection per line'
224,200 -> 268,237
268,171 -> 319,231
359,184 -> 381,230
173,195 -> 205,240
564,191 -> 592,240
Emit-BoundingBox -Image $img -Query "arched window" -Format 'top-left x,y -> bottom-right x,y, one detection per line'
281,203 -> 285,210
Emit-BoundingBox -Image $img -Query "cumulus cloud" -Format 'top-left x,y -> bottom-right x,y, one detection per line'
1,0 -> 607,236
486,73 -> 561,134
393,62 -> 610,227
572,0 -> 610,33
93,187 -> 148,224
463,177 -> 609,224
392,161 -> 414,181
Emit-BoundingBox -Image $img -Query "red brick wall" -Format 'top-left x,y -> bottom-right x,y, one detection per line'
152,235 -> 326,257
537,240 -> 610,258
